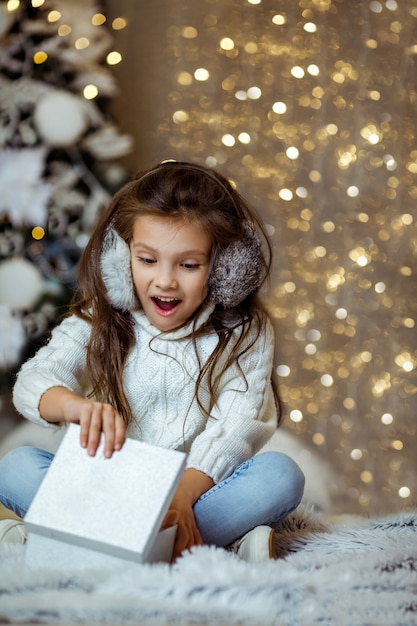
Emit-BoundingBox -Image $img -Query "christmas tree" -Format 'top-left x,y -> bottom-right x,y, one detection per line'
0,0 -> 133,411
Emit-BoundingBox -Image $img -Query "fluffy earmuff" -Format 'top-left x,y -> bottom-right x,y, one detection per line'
100,228 -> 137,311
100,225 -> 265,312
209,224 -> 266,308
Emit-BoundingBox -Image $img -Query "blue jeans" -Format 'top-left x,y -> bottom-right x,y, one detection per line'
0,446 -> 305,546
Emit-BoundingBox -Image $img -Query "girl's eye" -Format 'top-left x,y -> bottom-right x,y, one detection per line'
182,263 -> 200,270
138,257 -> 156,265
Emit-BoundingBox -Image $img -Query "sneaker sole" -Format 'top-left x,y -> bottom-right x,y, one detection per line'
238,525 -> 275,562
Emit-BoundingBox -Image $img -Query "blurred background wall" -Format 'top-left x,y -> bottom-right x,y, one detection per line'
1,0 -> 416,516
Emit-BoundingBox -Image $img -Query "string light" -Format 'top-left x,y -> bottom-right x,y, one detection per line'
92,13 -> 106,26
83,84 -> 98,100
47,10 -> 61,23
6,0 -> 20,11
57,25 -> 71,36
31,227 -> 45,241
33,51 -> 48,64
112,17 -> 127,30
194,68 -> 209,81
74,37 -> 90,50
106,51 -> 122,66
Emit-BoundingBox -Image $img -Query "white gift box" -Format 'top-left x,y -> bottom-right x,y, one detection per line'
24,423 -> 186,569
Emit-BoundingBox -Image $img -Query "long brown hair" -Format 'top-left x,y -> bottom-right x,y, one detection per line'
72,162 -> 282,425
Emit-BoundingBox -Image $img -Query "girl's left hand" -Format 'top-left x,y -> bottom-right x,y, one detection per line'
162,496 -> 203,561
162,468 -> 214,561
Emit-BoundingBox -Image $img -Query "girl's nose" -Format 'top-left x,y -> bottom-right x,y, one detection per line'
155,266 -> 178,289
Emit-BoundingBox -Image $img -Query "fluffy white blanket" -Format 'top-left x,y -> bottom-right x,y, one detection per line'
1,506 -> 417,625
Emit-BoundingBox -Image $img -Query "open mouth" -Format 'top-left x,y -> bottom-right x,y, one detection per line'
152,296 -> 181,314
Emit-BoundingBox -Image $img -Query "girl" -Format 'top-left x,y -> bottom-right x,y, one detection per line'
0,161 -> 304,562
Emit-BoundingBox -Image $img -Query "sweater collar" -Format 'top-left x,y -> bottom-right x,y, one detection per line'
131,303 -> 215,340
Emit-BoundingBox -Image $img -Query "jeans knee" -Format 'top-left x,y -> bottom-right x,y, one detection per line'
0,446 -> 53,487
257,450 -> 305,508
3,443 -> 38,459
0,447 -> 32,480
0,446 -> 53,517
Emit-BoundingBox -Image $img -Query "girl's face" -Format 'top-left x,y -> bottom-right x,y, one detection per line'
130,215 -> 212,331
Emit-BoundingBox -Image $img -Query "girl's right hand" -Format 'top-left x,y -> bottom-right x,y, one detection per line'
65,397 -> 126,458
39,387 -> 126,458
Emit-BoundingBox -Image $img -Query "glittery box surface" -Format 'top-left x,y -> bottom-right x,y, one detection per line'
24,423 -> 186,565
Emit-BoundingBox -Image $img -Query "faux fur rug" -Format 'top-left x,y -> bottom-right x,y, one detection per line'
1,506 -> 417,626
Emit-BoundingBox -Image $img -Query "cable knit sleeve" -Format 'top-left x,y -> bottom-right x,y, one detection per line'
12,315 -> 91,427
186,316 -> 278,484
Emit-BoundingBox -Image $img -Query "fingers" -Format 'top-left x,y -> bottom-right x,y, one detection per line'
66,400 -> 126,458
170,516 -> 203,561
83,403 -> 105,456
114,416 -> 126,452
162,510 -> 179,529
172,523 -> 190,560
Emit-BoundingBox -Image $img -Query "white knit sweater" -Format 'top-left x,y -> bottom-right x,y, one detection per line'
13,306 -> 277,484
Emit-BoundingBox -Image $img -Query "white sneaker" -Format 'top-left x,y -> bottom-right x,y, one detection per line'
233,525 -> 275,563
0,519 -> 27,544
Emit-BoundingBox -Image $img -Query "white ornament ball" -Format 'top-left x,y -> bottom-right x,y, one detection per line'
0,258 -> 44,310
34,91 -> 88,147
